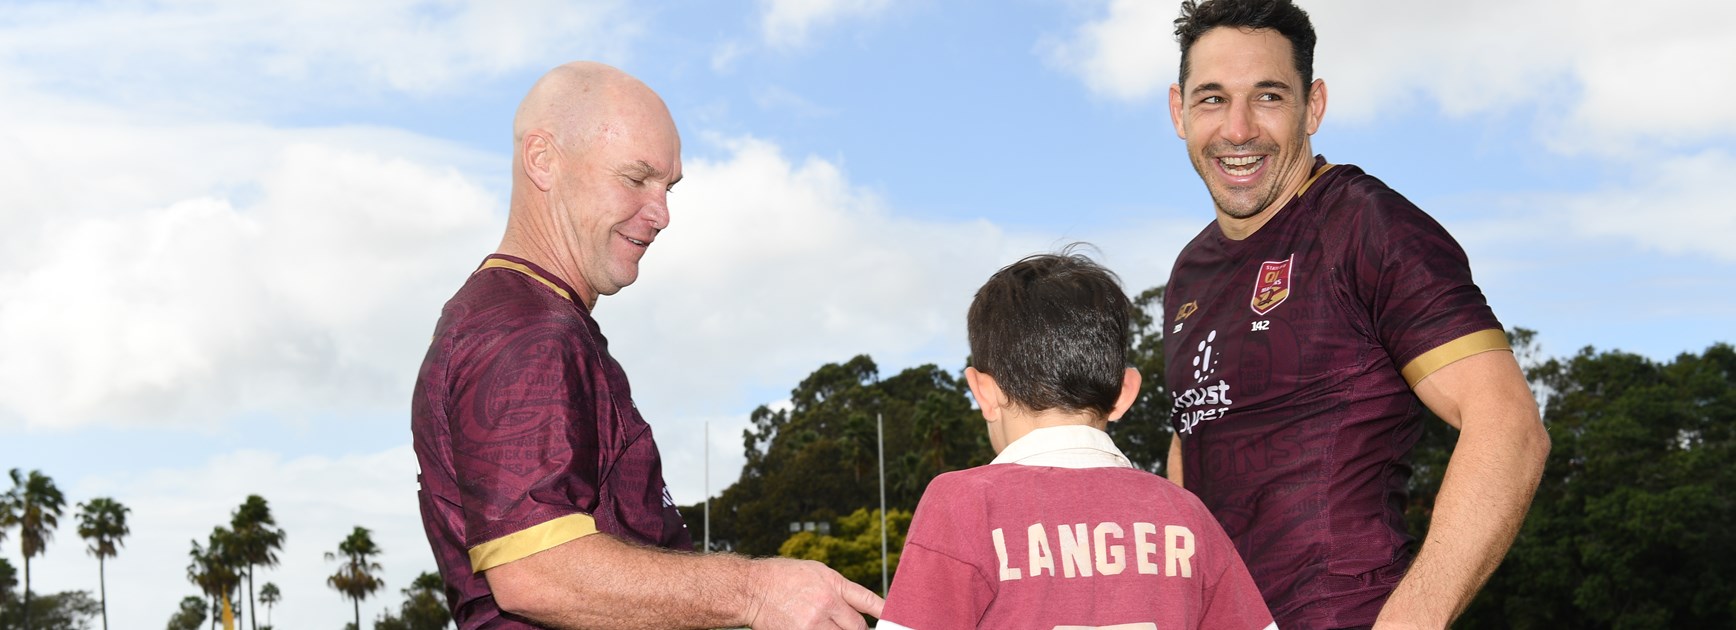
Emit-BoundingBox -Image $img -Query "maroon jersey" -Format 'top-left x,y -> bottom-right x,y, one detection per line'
1163,157 -> 1507,628
412,254 -> 691,628
882,426 -> 1274,630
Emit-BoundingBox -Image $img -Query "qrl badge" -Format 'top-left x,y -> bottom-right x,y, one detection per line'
1250,254 -> 1294,315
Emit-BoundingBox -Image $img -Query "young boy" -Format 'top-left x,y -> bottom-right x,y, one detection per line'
879,252 -> 1275,629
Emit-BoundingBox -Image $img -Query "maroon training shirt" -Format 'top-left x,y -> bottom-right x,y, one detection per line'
413,254 -> 691,628
1163,157 -> 1507,628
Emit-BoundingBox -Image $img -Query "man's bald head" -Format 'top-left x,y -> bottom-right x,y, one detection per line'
514,61 -> 667,156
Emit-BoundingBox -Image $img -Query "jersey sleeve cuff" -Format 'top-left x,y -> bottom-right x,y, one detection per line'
468,513 -> 599,572
1400,328 -> 1510,387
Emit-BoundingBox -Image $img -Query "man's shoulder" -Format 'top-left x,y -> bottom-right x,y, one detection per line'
446,267 -> 594,332
1309,161 -> 1429,221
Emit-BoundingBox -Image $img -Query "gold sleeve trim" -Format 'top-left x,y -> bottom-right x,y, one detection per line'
478,258 -> 573,303
1401,329 -> 1511,387
468,513 -> 599,572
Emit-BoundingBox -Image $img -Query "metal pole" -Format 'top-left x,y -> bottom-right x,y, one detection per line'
704,420 -> 710,553
878,412 -> 888,595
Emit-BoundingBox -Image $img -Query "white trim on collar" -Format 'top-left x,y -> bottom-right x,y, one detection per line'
990,425 -> 1134,469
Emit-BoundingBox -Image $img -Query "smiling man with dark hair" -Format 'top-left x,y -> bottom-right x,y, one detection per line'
1161,1 -> 1552,628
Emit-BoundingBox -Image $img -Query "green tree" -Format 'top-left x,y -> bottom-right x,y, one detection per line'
2,468 -> 67,630
227,495 -> 284,630
0,558 -> 15,606
326,526 -> 386,630
74,497 -> 130,630
1412,341 -> 1736,629
0,558 -> 15,619
1108,285 -> 1174,472
400,572 -> 452,630
186,527 -> 241,630
0,589 -> 100,630
374,572 -> 452,630
165,596 -> 208,630
778,508 -> 912,594
690,356 -> 987,556
256,582 -> 279,629
373,611 -> 411,630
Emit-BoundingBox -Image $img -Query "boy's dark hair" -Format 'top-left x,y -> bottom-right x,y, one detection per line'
967,247 -> 1132,418
1175,0 -> 1317,91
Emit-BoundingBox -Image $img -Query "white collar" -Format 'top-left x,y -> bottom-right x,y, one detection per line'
990,425 -> 1134,469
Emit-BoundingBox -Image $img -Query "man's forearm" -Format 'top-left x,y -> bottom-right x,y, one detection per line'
1376,414 -> 1549,627
489,532 -> 757,629
487,531 -> 882,630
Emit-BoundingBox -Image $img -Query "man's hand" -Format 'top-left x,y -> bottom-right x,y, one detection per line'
743,558 -> 885,630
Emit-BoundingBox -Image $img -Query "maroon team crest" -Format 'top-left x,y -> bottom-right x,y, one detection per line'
1250,255 -> 1294,315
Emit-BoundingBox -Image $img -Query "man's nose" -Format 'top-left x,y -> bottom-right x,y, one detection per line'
1223,99 -> 1257,146
645,196 -> 670,232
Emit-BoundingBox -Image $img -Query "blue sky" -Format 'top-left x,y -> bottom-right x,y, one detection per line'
2,0 -> 1733,627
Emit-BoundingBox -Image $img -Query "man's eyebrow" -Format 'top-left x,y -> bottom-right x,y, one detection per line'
1190,80 -> 1294,94
624,160 -> 663,178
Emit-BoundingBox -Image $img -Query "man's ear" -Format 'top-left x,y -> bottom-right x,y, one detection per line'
1305,78 -> 1328,136
1105,368 -> 1143,423
964,367 -> 1004,423
522,130 -> 558,192
1168,83 -> 1188,140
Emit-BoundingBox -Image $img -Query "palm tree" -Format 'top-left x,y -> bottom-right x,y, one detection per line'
0,498 -> 12,620
228,495 -> 284,630
3,468 -> 66,630
187,527 -> 242,630
75,497 -> 130,630
256,582 -> 279,628
400,571 -> 453,630
326,526 -> 385,630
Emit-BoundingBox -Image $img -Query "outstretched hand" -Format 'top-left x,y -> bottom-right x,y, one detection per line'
744,558 -> 885,630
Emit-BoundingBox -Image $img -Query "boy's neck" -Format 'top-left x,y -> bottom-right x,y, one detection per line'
995,409 -> 1109,454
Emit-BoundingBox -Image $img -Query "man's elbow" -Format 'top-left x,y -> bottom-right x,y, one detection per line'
487,565 -> 558,621
1525,416 -> 1551,468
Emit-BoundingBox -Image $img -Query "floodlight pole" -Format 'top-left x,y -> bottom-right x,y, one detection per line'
704,420 -> 710,553
878,412 -> 888,595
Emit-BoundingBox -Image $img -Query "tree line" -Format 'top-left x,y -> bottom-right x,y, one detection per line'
7,283 -> 1730,628
0,484 -> 451,630
686,285 -> 1735,628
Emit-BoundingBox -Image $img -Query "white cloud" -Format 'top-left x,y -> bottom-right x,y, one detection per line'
1039,0 -> 1179,103
11,446 -> 427,630
760,0 -> 893,49
0,0 -> 638,112
1550,148 -> 1736,263
0,102 -> 502,429
1045,0 -> 1736,149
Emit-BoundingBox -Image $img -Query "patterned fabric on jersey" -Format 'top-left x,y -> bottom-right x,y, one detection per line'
881,426 -> 1274,630
412,254 -> 691,629
1163,156 -> 1506,629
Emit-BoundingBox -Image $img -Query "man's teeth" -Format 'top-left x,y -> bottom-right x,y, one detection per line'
627,237 -> 647,246
1220,155 -> 1262,176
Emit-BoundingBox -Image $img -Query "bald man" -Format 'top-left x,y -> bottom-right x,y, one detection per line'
411,62 -> 884,629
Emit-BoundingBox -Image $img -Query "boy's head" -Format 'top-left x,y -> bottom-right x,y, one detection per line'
966,248 -> 1138,435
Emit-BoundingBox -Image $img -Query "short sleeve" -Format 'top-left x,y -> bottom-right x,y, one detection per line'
448,315 -> 605,571
881,475 -> 995,629
1343,184 -> 1507,386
